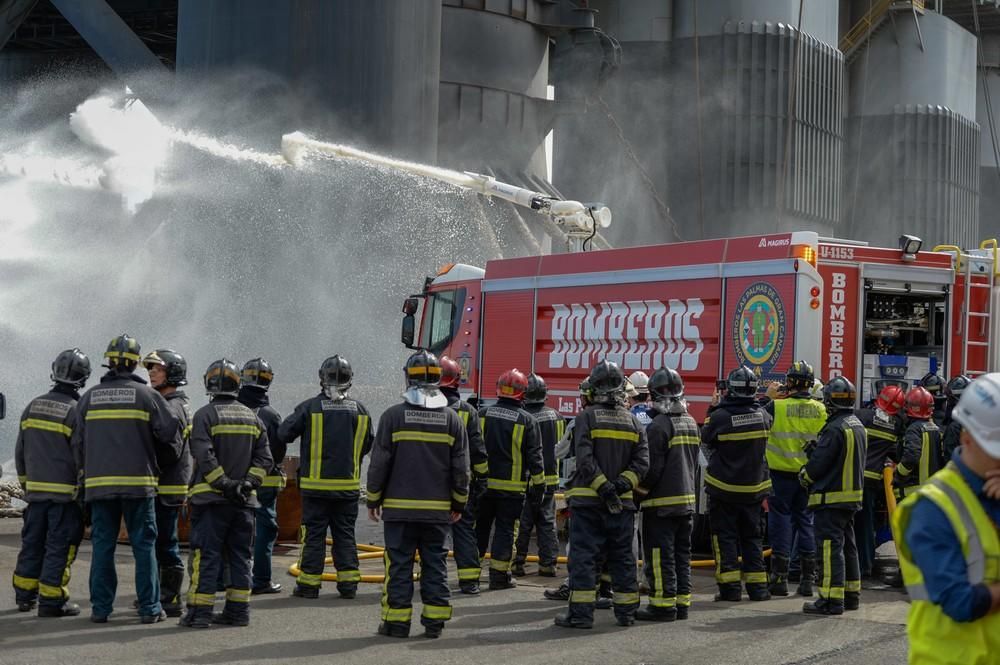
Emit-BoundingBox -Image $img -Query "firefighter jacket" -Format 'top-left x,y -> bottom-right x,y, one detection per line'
565,402 -> 650,511
896,419 -> 943,497
278,392 -> 372,498
157,391 -> 193,507
942,419 -> 963,459
802,412 -> 867,511
480,397 -> 545,495
637,403 -> 700,516
239,386 -> 286,489
856,406 -> 903,485
366,401 -> 469,523
15,386 -> 80,502
444,388 -> 488,478
701,396 -> 772,504
72,371 -> 180,501
765,393 -> 826,474
188,396 -> 272,507
524,402 -> 566,488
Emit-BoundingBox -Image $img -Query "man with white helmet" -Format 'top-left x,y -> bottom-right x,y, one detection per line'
893,373 -> 1000,664
627,371 -> 652,429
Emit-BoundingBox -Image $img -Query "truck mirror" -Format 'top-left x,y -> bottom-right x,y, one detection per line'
401,314 -> 416,348
402,298 -> 420,316
0,392 -> 5,420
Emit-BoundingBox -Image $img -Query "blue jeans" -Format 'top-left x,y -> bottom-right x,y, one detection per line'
89,497 -> 161,618
155,502 -> 184,571
767,472 -> 815,559
253,487 -> 279,588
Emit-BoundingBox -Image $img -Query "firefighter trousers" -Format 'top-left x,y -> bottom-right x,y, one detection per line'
854,483 -> 880,577
565,506 -> 639,623
187,503 -> 254,622
297,496 -> 360,591
514,489 -> 558,570
451,502 -> 481,586
815,508 -> 860,604
252,487 -> 280,589
90,497 -> 161,618
381,521 -> 452,632
475,494 -> 523,578
641,511 -> 693,611
709,499 -> 767,593
768,472 -> 815,559
13,501 -> 83,608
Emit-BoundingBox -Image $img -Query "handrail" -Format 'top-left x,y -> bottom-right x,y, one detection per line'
980,238 -> 999,276
840,0 -> 925,55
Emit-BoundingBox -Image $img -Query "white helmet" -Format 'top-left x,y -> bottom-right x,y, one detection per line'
624,379 -> 638,399
952,373 -> 1000,459
628,371 -> 650,395
809,379 -> 824,401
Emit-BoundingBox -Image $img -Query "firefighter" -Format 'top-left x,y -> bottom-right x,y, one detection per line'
627,371 -> 652,429
894,386 -> 944,498
634,367 -> 699,622
798,377 -> 867,615
920,372 -> 947,428
764,361 -> 825,597
477,368 -> 545,590
180,359 -> 272,628
366,351 -> 469,639
72,334 -> 180,624
237,358 -> 286,596
702,366 -> 772,603
894,373 -> 1000,664
277,355 -> 372,599
556,360 -> 649,629
512,373 -> 563,578
854,384 -> 905,579
941,375 -> 970,457
13,349 -> 91,617
439,356 -> 488,595
141,349 -> 193,617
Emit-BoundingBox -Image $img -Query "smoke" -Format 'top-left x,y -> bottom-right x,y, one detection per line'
0,69 -> 508,464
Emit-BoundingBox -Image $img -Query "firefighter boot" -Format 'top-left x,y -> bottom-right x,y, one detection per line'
544,583 -> 570,601
635,606 -> 676,622
459,582 -> 481,595
161,568 -> 184,617
797,557 -> 816,597
337,583 -> 358,600
212,611 -> 250,627
554,605 -> 594,630
537,565 -> 557,577
292,584 -> 320,599
377,621 -> 410,638
17,601 -> 36,613
714,584 -> 742,602
511,559 -> 527,578
596,580 -> 613,610
179,607 -> 211,629
845,592 -> 860,611
488,570 -> 516,591
747,584 -> 772,602
675,606 -> 689,620
769,554 -> 790,597
803,598 -> 844,616
38,602 -> 81,618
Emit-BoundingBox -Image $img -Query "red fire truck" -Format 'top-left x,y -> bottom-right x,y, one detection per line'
401,232 -> 998,419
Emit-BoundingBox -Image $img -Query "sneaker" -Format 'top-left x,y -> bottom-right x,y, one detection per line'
554,612 -> 593,629
212,612 -> 250,627
377,622 -> 410,638
292,585 -> 320,599
595,596 -> 613,610
140,610 -> 167,624
38,602 -> 81,618
251,582 -> 282,595
459,583 -> 481,596
543,584 -> 570,601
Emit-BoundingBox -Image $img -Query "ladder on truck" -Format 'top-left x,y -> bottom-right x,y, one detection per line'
937,240 -> 998,377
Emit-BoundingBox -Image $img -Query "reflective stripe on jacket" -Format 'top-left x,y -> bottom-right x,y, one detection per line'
701,397 -> 772,503
480,398 -> 544,495
157,391 -> 193,506
525,403 -> 565,487
803,412 -> 867,510
767,396 -> 825,473
566,402 -> 649,511
639,404 -> 699,515
896,420 -> 943,496
15,389 -> 80,502
893,463 -> 1000,665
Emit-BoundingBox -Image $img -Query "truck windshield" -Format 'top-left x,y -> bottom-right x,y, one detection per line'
419,288 -> 465,356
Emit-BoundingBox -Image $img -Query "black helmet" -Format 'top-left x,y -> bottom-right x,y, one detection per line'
786,360 -> 815,388
319,355 -> 353,391
405,350 -> 441,387
51,348 -> 91,389
143,349 -> 188,387
204,358 -> 240,397
241,357 -> 274,390
823,376 -> 857,412
589,360 -> 625,399
920,372 -> 945,398
727,366 -> 759,398
104,333 -> 141,368
525,373 -> 548,404
648,367 -> 684,401
945,374 -> 971,401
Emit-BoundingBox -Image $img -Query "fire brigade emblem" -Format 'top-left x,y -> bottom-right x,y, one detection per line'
733,282 -> 786,374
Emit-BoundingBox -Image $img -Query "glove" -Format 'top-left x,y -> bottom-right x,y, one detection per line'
527,483 -> 545,509
598,481 -> 623,515
612,476 -> 632,495
238,480 -> 254,502
217,478 -> 245,505
797,467 -> 811,489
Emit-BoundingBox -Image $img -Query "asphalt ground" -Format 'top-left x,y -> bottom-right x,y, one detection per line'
0,517 -> 910,665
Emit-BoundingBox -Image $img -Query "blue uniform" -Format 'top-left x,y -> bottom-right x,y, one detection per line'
631,404 -> 652,430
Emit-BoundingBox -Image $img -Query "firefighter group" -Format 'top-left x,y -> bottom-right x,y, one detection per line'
6,332 -> 996,643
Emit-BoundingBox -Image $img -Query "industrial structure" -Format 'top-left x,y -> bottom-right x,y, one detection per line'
1,0 -> 1000,251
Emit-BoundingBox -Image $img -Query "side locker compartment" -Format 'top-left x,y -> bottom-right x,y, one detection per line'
479,290 -> 535,399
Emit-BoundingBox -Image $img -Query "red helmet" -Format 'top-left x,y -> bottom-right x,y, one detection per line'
439,356 -> 461,389
875,384 -> 906,416
497,368 -> 528,401
904,386 -> 935,419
